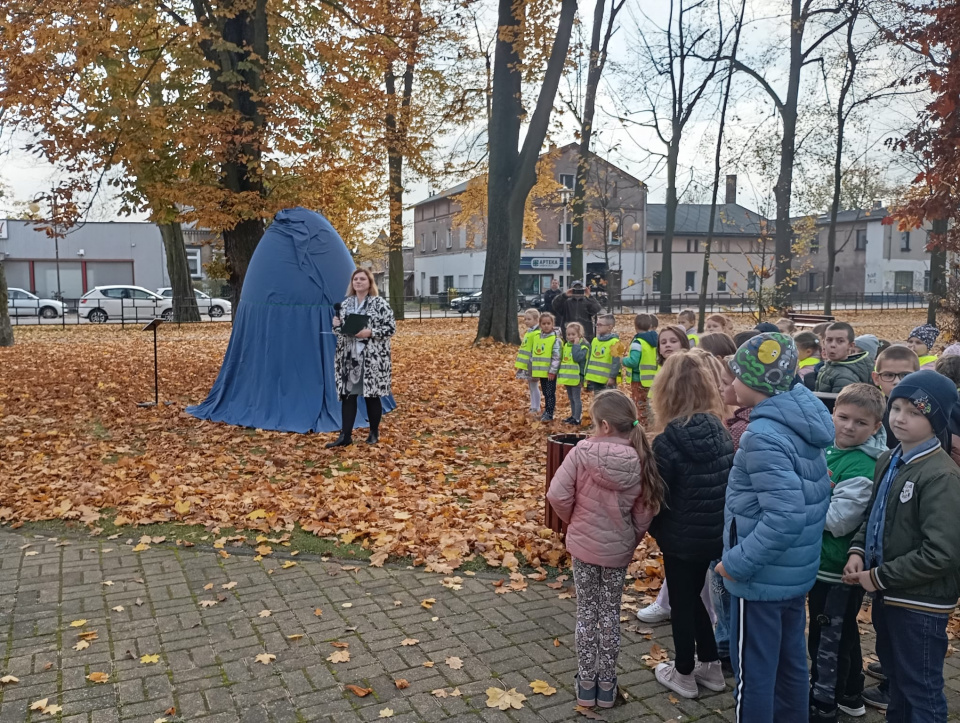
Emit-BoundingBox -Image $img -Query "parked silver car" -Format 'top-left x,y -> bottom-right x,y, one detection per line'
79,285 -> 173,323
6,288 -> 64,318
156,288 -> 232,317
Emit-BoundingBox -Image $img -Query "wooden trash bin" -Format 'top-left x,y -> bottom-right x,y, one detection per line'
545,433 -> 586,533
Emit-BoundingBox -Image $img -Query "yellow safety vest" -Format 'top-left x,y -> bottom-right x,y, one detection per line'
798,357 -> 819,370
585,336 -> 620,384
531,333 -> 559,379
515,329 -> 539,370
919,354 -> 938,368
687,331 -> 699,347
621,336 -> 658,388
558,342 -> 584,386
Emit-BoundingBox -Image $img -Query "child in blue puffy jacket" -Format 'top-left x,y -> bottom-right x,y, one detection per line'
717,333 -> 835,723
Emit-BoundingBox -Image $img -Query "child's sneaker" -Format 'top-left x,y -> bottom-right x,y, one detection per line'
654,661 -> 698,699
561,416 -> 575,424
636,601 -> 670,623
540,413 -> 554,422
862,685 -> 889,710
837,693 -> 866,717
809,702 -> 839,723
596,678 -> 617,709
575,674 -> 596,707
692,660 -> 725,692
865,661 -> 885,681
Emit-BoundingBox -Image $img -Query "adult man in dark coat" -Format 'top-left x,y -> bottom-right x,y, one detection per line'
541,278 -> 562,315
552,280 -> 603,340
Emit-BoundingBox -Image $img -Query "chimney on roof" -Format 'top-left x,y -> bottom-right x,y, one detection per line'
872,199 -> 882,209
725,175 -> 737,204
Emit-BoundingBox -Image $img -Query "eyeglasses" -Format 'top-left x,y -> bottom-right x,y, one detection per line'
877,371 -> 911,383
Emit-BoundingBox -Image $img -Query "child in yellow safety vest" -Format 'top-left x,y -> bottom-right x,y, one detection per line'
515,308 -> 543,414
621,313 -> 658,427
795,332 -> 821,382
907,324 -> 940,369
678,309 -> 699,347
585,314 -> 622,393
558,322 -> 590,426
532,312 -> 563,422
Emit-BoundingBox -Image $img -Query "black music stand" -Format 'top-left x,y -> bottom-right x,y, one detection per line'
137,318 -> 166,408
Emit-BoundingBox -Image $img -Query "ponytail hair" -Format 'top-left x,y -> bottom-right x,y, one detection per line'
590,389 -> 664,514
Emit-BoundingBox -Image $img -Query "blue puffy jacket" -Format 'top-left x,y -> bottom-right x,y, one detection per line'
722,384 -> 835,601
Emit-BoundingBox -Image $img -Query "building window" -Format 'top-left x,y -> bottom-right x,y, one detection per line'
652,271 -> 661,293
685,271 -> 696,292
559,223 -> 572,244
445,229 -> 452,249
686,238 -> 698,253
894,271 -> 913,292
458,274 -> 468,289
717,271 -> 727,292
855,229 -> 867,251
185,248 -> 203,278
747,271 -> 757,291
443,275 -> 454,291
432,231 -> 438,251
900,231 -> 911,251
419,234 -> 425,251
429,276 -> 439,295
415,207 -> 422,221
924,270 -> 931,292
559,173 -> 575,189
807,272 -> 819,292
810,234 -> 820,254
652,237 -> 660,253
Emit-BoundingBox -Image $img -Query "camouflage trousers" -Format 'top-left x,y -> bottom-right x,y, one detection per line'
808,579 -> 866,707
573,558 -> 627,682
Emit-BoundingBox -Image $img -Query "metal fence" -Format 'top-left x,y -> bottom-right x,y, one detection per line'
6,289 -> 930,328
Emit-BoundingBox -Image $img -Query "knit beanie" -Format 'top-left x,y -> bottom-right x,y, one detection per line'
728,332 -> 799,397
942,343 -> 960,358
908,324 -> 940,350
888,369 -> 958,437
754,322 -> 780,333
855,334 -> 880,359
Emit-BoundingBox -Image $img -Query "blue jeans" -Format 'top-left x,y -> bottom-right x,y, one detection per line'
709,562 -> 731,659
873,595 -> 949,722
730,595 -> 808,723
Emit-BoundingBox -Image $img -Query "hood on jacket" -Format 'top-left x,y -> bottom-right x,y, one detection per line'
576,437 -> 642,492
636,330 -> 658,347
831,349 -> 872,369
596,332 -> 618,342
752,383 -> 835,449
660,414 -> 730,464
831,426 -> 887,461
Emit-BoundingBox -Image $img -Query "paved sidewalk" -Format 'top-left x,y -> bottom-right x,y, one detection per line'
0,531 -> 954,723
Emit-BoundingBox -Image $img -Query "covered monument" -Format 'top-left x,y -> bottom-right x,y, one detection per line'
188,207 -> 394,433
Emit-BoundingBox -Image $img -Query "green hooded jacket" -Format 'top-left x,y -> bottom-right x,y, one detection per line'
815,350 -> 874,393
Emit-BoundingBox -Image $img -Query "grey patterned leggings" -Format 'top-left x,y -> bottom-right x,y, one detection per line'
573,558 -> 627,681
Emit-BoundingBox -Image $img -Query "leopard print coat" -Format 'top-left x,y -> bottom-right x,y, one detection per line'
334,294 -> 396,398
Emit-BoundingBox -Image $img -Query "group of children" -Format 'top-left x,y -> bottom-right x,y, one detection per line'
544,310 -> 960,722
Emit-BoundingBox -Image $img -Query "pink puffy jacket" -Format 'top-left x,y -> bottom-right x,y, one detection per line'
546,436 -> 655,568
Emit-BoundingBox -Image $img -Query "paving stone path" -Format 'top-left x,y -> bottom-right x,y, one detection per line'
1,530 -> 955,722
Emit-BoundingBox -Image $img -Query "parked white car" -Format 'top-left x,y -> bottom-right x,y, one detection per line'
156,287 -> 232,317
6,288 -> 64,318
79,285 -> 173,323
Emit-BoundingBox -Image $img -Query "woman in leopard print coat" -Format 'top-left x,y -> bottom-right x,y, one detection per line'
328,269 -> 396,447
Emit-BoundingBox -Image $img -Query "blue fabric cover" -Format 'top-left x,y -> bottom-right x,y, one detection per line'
187,207 -> 395,433
722,384 -> 834,601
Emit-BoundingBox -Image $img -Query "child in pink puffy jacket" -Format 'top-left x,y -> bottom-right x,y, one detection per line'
547,390 -> 664,709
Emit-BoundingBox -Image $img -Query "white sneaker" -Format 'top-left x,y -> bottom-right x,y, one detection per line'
636,601 -> 670,623
692,660 -> 726,692
655,661 -> 698,699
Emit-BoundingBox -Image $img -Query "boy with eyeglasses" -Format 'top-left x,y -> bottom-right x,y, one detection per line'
872,345 -> 920,451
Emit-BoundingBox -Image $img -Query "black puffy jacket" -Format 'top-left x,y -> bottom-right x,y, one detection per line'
649,413 -> 734,560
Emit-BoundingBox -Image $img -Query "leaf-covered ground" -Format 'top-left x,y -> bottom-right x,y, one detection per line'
0,310 -> 934,576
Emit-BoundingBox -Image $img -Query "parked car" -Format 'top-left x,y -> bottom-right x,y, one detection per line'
79,285 -> 173,323
6,288 -> 64,318
157,287 -> 232,318
449,290 -> 531,314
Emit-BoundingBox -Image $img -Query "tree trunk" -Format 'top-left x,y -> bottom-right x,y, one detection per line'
929,218 -> 948,325
698,0 -> 745,331
824,10 -> 858,316
0,261 -> 13,347
659,137 -> 680,313
476,0 -> 577,343
771,0 -> 804,305
571,0 -> 619,284
223,218 -> 265,306
386,75 -> 407,320
158,222 -> 202,322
